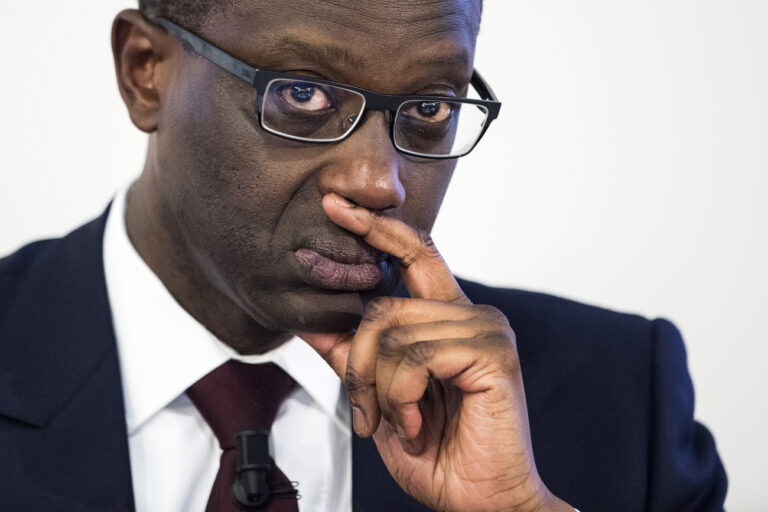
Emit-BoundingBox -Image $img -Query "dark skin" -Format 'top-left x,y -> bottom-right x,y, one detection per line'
112,2 -> 572,510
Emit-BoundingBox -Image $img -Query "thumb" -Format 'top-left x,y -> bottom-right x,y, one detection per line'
294,331 -> 353,381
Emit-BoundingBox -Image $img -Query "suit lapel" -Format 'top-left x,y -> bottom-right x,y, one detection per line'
0,210 -> 446,511
0,207 -> 135,510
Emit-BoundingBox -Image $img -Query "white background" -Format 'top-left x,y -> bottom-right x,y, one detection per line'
1,1 -> 766,510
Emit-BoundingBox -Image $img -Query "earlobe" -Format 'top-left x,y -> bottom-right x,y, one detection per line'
111,9 -> 168,133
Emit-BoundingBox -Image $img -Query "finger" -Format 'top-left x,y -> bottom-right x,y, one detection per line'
343,322 -> 381,437
382,338 -> 481,454
374,319 -> 514,451
342,297 -> 479,437
380,320 -> 492,345
370,306 -> 509,416
296,331 -> 378,437
322,193 -> 470,305
373,319 -> 488,407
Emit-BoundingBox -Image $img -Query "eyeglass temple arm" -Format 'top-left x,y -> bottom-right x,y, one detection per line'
472,70 -> 500,102
470,70 -> 501,122
156,18 -> 259,86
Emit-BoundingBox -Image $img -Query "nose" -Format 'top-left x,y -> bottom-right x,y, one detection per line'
318,111 -> 405,211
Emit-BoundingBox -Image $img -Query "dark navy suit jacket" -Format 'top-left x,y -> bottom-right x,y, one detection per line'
0,211 -> 727,511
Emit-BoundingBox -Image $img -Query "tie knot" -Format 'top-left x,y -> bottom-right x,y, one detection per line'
186,361 -> 295,449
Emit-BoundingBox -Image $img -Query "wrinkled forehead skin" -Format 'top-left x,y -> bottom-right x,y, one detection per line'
201,0 -> 482,93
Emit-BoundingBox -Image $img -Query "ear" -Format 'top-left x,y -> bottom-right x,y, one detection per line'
111,9 -> 173,133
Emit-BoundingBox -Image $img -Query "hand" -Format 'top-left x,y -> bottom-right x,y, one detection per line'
297,194 -> 572,512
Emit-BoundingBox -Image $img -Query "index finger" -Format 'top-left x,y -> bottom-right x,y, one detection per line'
322,193 -> 470,305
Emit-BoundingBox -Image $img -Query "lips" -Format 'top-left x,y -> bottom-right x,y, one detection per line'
293,247 -> 385,291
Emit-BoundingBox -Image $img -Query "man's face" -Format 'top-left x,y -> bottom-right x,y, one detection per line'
152,0 -> 480,334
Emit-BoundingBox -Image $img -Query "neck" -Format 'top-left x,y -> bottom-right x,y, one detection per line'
124,145 -> 291,355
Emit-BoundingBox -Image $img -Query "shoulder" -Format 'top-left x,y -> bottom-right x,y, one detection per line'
458,276 -> 649,326
457,277 -> 688,410
0,238 -> 58,324
0,212 -> 109,326
457,277 -> 658,360
458,278 -> 727,510
456,277 -> 664,425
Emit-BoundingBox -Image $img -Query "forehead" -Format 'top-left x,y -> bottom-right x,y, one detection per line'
205,0 -> 481,93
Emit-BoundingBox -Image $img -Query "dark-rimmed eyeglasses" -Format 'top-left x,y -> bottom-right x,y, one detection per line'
156,18 -> 501,159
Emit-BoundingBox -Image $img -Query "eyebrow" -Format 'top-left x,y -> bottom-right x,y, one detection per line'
264,36 -> 472,91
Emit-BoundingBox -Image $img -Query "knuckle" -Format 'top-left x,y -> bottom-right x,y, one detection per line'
481,331 -> 521,374
499,347 -> 522,375
417,230 -> 437,251
399,229 -> 440,268
364,296 -> 395,320
506,326 -> 518,346
398,246 -> 421,268
488,330 -> 516,350
403,340 -> 436,367
344,368 -> 374,394
385,393 -> 403,413
446,289 -> 470,305
378,328 -> 405,357
474,304 -> 509,324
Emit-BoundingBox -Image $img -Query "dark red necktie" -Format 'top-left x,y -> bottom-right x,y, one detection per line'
186,361 -> 299,511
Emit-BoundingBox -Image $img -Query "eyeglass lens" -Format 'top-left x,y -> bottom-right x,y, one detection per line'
394,100 -> 489,157
260,78 -> 489,157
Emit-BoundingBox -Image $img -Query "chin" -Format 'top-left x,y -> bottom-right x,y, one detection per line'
294,309 -> 363,333
248,288 -> 367,333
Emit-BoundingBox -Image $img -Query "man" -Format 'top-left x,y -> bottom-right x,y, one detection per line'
0,1 -> 726,511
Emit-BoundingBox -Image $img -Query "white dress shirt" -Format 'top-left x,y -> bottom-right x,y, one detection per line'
102,184 -> 352,512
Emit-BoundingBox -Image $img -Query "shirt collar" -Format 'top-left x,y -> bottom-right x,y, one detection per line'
103,183 -> 344,435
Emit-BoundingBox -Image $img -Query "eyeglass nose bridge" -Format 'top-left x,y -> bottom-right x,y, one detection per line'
338,104 -> 399,151
339,102 -> 428,161
339,96 -> 455,159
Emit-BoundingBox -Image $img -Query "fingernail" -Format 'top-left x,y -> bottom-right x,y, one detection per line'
334,195 -> 356,208
352,406 -> 367,435
395,424 -> 407,438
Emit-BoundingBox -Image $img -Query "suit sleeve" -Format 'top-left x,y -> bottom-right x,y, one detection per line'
646,318 -> 727,511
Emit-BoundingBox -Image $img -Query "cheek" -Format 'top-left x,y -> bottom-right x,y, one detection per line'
155,69 -> 300,276
164,79 -> 267,213
400,162 -> 456,232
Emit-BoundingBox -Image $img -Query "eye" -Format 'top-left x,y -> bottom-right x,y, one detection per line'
279,82 -> 333,111
402,101 -> 453,122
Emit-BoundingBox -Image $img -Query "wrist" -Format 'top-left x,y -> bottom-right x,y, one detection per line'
534,494 -> 576,512
505,481 -> 574,512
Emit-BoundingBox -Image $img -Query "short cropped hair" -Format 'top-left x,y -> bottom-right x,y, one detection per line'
138,1 -> 482,34
138,0 -> 218,30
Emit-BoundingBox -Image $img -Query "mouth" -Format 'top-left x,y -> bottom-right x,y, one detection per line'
292,246 -> 388,291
